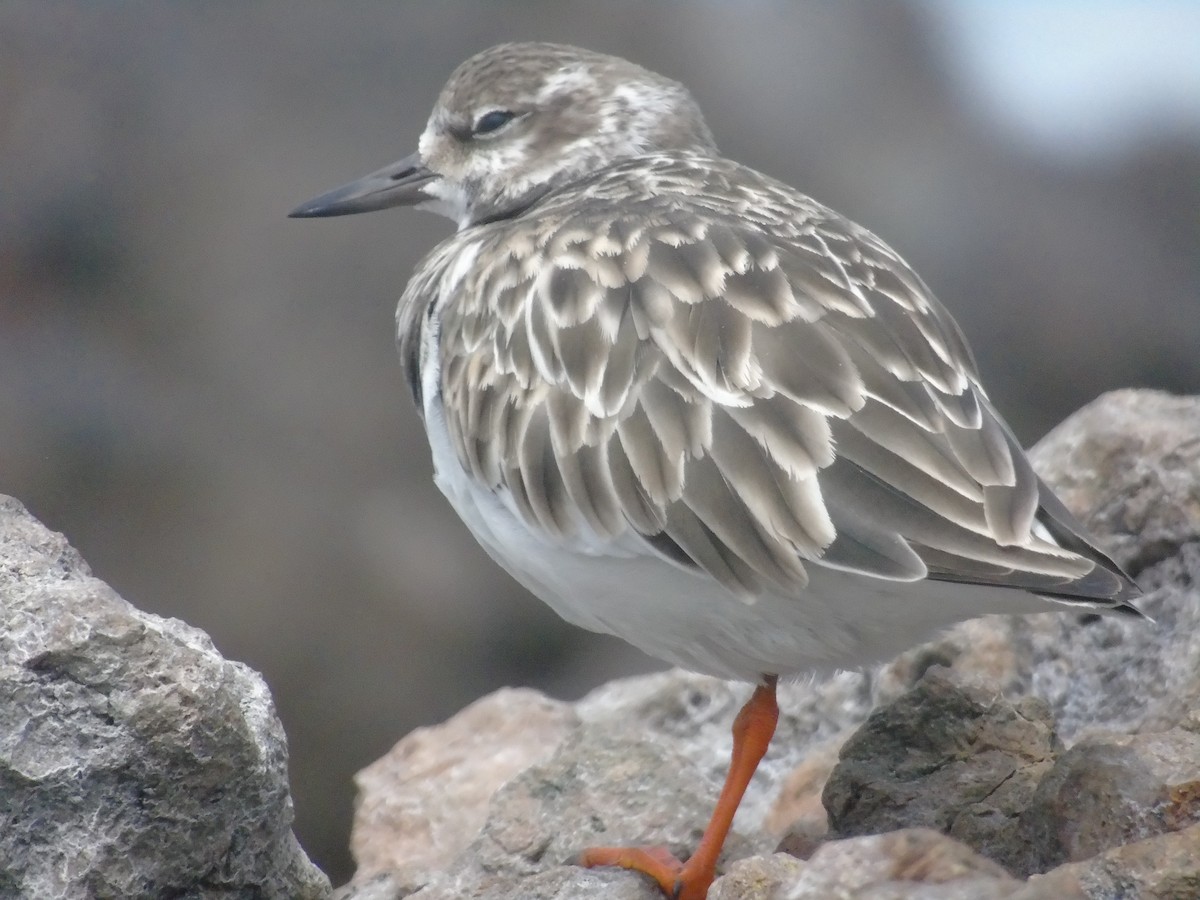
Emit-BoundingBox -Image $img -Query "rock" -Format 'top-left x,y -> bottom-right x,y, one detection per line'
823,668 -> 1060,868
335,669 -> 878,899
765,736 -> 843,858
350,687 -> 578,890
0,495 -> 330,899
707,854 -> 802,900
474,726 -> 717,877
574,668 -> 875,838
777,829 -> 1022,900
1011,729 -> 1200,876
824,679 -> 1200,879
1027,824 -> 1200,900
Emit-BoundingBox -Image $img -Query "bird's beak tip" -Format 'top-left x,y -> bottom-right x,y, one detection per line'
286,203 -> 327,219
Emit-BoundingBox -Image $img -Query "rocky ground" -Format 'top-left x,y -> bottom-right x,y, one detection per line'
2,389 -> 1198,899
0,494 -> 330,898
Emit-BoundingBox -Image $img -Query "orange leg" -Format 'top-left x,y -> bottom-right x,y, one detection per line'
579,675 -> 780,900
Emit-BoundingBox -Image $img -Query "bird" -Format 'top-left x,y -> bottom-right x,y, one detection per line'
290,42 -> 1143,900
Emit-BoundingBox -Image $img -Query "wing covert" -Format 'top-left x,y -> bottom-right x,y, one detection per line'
431,165 -> 1114,603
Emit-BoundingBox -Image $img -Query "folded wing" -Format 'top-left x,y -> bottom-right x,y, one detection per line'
434,166 -> 1140,611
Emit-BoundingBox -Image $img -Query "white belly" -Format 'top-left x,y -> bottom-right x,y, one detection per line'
420,384 -> 1050,682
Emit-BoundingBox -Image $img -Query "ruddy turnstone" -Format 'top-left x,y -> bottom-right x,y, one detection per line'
291,42 -> 1143,900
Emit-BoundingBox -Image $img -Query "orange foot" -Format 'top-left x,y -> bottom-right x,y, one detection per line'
578,676 -> 780,899
578,844 -> 711,900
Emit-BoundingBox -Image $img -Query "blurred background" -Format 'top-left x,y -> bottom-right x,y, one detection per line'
3,1 -> 1198,884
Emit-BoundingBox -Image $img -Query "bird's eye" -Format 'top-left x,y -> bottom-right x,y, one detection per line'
472,109 -> 516,136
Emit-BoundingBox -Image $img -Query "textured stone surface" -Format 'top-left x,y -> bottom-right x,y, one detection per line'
0,495 -> 330,900
778,830 -> 1022,900
765,736 -> 842,855
707,854 -> 803,900
476,727 -> 713,876
1011,729 -> 1200,876
335,669 -> 879,899
1027,824 -> 1200,900
823,668 -> 1061,866
574,668 -> 876,839
351,687 -> 578,888
825,679 -> 1200,881
7,381 -> 1196,900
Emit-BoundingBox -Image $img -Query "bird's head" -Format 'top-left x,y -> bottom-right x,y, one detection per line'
290,42 -> 716,229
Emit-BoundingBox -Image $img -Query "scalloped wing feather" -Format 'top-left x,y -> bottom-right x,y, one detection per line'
419,155 -> 1133,606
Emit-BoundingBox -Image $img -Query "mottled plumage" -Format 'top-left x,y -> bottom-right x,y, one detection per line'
293,42 -> 1142,683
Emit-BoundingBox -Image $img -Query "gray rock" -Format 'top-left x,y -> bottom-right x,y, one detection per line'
1022,824 -> 1200,900
707,854 -> 803,900
0,495 -> 330,900
472,726 -> 716,877
1011,729 -> 1200,876
823,668 -> 1061,866
575,668 -> 876,843
334,669 -> 878,899
824,679 -> 1200,880
350,687 -> 578,889
777,829 -> 1021,900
